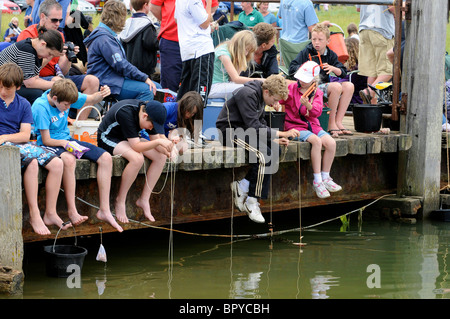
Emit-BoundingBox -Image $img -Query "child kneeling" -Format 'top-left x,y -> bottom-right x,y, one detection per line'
280,61 -> 342,198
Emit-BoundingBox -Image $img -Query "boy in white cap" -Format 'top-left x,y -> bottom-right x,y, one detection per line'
280,61 -> 342,199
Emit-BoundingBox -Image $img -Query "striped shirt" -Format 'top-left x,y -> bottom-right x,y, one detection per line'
0,38 -> 41,80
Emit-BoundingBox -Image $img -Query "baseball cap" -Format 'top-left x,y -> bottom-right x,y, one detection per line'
294,61 -> 320,83
145,100 -> 167,135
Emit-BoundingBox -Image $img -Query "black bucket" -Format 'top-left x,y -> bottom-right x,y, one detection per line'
264,111 -> 285,131
352,104 -> 383,133
43,223 -> 88,278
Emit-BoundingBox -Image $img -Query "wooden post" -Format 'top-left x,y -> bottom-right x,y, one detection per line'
397,0 -> 448,218
0,145 -> 24,294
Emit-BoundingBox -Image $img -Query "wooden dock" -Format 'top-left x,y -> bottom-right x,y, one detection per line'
18,115 -> 417,243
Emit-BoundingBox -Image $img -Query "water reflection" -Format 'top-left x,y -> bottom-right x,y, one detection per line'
8,216 -> 450,299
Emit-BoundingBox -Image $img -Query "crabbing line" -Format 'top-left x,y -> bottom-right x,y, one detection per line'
67,188 -> 395,239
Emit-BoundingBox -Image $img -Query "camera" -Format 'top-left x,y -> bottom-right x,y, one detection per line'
64,41 -> 78,63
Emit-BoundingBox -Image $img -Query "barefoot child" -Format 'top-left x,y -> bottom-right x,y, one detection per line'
31,79 -> 123,232
0,63 -> 66,235
280,61 -> 342,198
97,99 -> 173,223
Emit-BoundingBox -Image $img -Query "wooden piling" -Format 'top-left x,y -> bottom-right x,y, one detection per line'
397,0 -> 448,218
0,145 -> 24,294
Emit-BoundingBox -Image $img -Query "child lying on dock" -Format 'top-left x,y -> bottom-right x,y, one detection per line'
31,79 -> 123,232
0,63 -> 65,235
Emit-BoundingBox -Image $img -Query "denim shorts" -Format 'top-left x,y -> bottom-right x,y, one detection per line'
41,138 -> 106,162
318,83 -> 329,99
293,129 -> 329,142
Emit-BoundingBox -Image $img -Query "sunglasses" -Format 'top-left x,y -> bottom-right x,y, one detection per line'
49,18 -> 63,23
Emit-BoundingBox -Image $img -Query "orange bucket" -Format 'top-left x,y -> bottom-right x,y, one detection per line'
328,23 -> 349,64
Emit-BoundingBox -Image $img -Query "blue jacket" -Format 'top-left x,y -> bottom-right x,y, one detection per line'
84,23 -> 149,95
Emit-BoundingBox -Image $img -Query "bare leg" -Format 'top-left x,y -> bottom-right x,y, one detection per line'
326,83 -> 343,136
367,75 -> 392,104
76,75 -> 100,120
306,134 -> 323,174
136,148 -> 167,222
113,142 -> 144,223
335,82 -> 354,133
95,152 -> 123,232
25,160 -> 52,235
321,134 -> 337,173
42,157 -> 67,231
60,152 -> 88,226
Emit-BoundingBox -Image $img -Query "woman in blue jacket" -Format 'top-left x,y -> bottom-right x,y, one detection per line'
84,0 -> 160,101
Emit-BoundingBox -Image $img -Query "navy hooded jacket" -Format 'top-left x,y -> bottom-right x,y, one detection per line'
84,23 -> 149,96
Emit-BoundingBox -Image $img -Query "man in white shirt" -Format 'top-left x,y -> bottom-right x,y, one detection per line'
174,0 -> 214,104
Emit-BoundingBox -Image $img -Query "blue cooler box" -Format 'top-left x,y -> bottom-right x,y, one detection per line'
202,98 -> 225,140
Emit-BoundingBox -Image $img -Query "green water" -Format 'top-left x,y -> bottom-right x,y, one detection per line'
5,204 -> 450,300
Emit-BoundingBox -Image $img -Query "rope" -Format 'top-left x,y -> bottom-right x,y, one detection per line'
67,189 -> 395,239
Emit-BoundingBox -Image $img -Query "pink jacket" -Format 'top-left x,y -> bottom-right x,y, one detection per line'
281,82 -> 324,135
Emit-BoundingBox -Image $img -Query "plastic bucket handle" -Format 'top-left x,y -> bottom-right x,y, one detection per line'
52,221 -> 78,253
329,23 -> 345,34
74,105 -> 103,126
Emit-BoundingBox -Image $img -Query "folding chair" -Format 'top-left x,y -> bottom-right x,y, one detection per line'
279,38 -> 311,79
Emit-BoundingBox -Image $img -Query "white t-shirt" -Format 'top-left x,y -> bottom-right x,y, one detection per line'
174,0 -> 214,62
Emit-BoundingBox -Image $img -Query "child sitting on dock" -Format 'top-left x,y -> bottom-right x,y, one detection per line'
289,23 -> 354,137
216,74 -> 300,223
280,61 -> 342,199
31,79 -> 123,232
97,99 -> 173,224
0,63 -> 65,235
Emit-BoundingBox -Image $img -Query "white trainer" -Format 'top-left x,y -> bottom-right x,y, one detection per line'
230,181 -> 247,212
313,181 -> 331,199
244,196 -> 265,223
322,178 -> 342,192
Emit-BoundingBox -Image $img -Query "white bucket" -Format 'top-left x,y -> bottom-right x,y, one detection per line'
72,106 -> 102,146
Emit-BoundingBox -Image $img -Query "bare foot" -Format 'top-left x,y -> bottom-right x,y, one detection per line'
114,200 -> 129,223
68,210 -> 88,226
30,216 -> 51,235
96,209 -> 123,232
136,198 -> 155,222
43,212 -> 71,231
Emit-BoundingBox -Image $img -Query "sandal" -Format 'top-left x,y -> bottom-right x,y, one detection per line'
359,89 -> 371,104
339,128 -> 353,135
327,129 -> 341,138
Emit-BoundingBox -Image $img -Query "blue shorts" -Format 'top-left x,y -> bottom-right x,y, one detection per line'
5,142 -> 58,171
293,129 -> 329,142
42,74 -> 86,91
41,138 -> 106,162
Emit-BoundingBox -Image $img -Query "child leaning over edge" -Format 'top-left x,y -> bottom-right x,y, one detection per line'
31,79 -> 123,232
0,63 -> 65,235
97,99 -> 173,224
280,61 -> 342,199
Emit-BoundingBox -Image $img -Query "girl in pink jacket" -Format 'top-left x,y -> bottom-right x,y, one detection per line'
280,61 -> 342,199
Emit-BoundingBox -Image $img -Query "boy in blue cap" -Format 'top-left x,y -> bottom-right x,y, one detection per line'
98,99 -> 173,224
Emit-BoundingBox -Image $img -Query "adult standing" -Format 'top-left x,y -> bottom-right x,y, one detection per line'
174,0 -> 214,103
150,0 -> 218,93
357,4 -> 395,104
278,0 -> 319,44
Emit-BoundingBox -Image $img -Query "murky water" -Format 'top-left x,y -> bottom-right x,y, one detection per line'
4,203 -> 450,300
